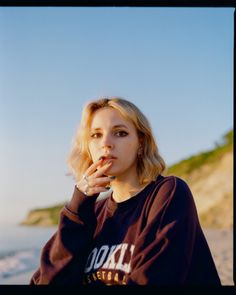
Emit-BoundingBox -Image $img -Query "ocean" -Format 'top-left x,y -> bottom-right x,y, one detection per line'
0,224 -> 57,284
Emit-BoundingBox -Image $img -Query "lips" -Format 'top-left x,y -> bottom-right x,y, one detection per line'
99,155 -> 117,161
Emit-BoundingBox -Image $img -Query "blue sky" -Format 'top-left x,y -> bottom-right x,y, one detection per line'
0,7 -> 234,225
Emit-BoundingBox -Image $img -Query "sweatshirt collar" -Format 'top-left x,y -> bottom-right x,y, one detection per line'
106,179 -> 157,214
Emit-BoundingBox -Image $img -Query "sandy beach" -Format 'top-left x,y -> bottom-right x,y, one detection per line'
202,228 -> 234,286
1,228 -> 234,285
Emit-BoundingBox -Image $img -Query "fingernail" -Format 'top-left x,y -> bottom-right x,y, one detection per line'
109,176 -> 116,180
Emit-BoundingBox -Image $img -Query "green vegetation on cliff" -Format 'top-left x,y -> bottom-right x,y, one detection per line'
167,129 -> 233,178
21,203 -> 66,226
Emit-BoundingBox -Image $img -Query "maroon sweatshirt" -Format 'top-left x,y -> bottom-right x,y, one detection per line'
30,175 -> 221,285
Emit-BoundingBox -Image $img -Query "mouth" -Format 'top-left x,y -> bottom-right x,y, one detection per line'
99,155 -> 117,161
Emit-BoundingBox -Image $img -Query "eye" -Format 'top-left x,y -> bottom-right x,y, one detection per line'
90,132 -> 102,138
115,131 -> 128,137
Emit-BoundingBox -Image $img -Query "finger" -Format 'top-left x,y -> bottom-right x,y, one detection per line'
89,176 -> 113,187
93,161 -> 113,178
97,157 -> 113,169
85,158 -> 104,176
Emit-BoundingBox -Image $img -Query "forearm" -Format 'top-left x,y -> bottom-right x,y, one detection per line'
30,186 -> 98,285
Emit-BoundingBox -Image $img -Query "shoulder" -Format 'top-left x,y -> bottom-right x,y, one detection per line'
154,175 -> 191,197
146,175 -> 197,224
149,175 -> 195,212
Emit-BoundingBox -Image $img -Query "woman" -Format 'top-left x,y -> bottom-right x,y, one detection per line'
30,97 -> 221,285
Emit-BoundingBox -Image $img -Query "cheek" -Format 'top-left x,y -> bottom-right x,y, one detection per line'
123,139 -> 139,155
119,145 -> 138,164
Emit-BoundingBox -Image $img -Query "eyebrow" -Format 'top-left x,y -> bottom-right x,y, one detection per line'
90,124 -> 129,131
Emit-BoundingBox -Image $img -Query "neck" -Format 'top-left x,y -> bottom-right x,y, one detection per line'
110,176 -> 146,203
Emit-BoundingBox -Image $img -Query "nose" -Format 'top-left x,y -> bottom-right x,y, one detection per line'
101,133 -> 114,150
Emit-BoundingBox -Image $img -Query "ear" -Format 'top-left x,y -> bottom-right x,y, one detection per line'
137,145 -> 143,158
139,136 -> 144,147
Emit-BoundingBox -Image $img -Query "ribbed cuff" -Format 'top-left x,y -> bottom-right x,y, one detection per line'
66,185 -> 99,214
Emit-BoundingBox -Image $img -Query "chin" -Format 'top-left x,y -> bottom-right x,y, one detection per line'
104,167 -> 118,177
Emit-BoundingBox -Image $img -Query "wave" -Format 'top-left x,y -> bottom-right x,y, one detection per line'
0,248 -> 40,280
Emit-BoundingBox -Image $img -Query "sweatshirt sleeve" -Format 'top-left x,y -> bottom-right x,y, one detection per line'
126,176 -> 208,285
30,186 -> 98,285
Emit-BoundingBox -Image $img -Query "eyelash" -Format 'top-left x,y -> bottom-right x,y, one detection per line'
90,131 -> 128,138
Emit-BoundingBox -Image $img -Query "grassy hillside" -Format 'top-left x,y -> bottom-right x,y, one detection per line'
20,203 -> 65,226
167,129 -> 233,178
21,129 -> 233,228
166,129 -> 233,228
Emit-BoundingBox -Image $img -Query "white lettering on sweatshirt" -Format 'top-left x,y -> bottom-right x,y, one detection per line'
84,243 -> 135,274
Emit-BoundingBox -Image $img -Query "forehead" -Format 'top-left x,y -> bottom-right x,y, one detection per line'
90,107 -> 134,129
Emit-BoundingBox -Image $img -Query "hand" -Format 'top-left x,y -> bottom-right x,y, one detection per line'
76,158 -> 114,196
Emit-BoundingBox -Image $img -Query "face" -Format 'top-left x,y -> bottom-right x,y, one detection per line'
88,107 -> 141,179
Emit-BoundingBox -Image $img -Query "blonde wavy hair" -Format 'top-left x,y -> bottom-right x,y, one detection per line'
67,97 -> 166,185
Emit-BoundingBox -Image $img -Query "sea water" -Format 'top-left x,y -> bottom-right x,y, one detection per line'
0,224 -> 57,284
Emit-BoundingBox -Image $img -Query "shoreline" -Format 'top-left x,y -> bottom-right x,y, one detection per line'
1,228 -> 234,285
0,270 -> 35,285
